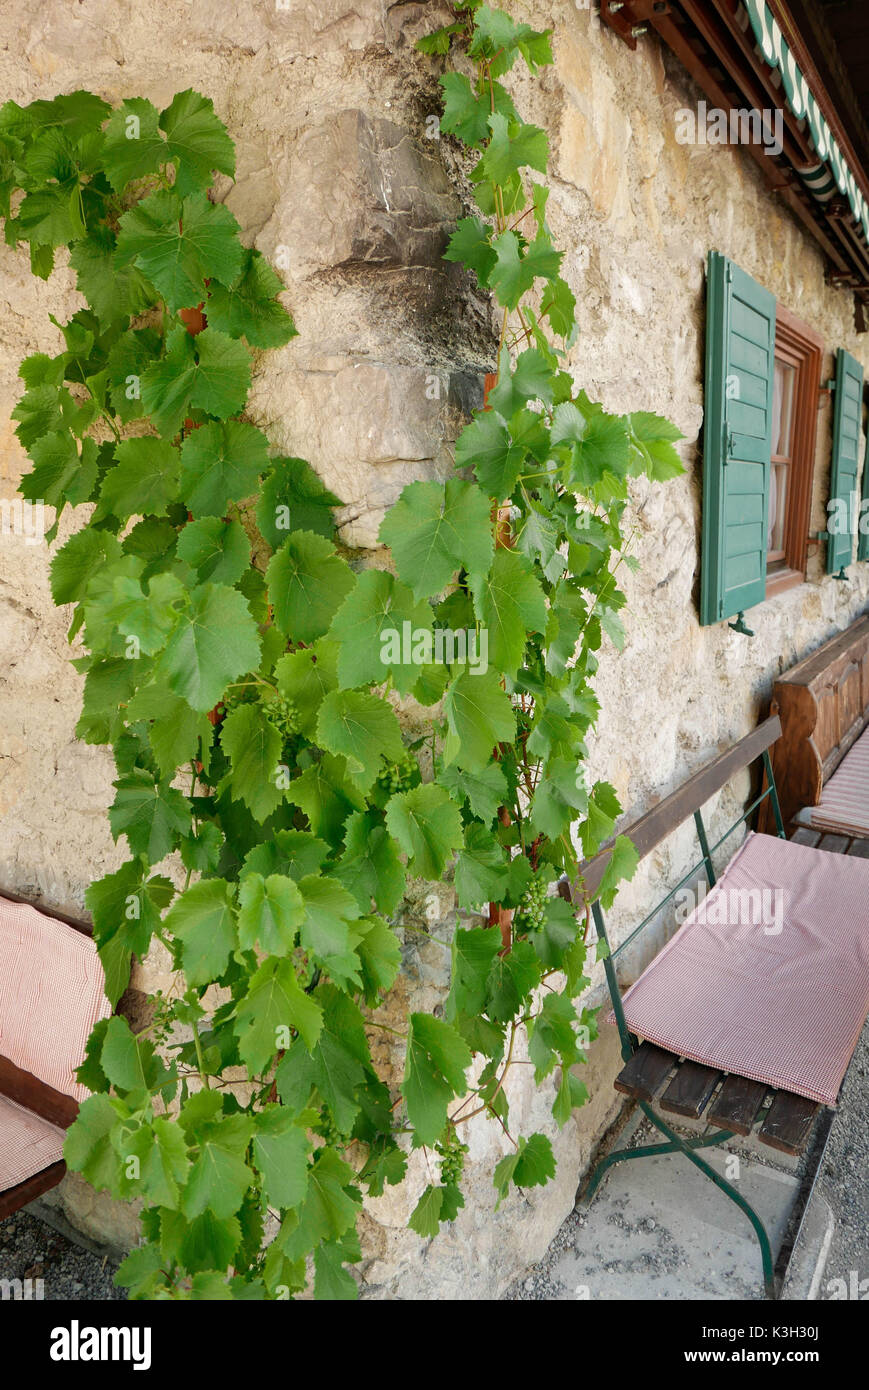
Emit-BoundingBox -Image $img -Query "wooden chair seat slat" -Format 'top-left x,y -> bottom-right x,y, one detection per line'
790,826 -> 821,847
613,1042 -> 677,1101
757,1090 -> 819,1155
706,1074 -> 769,1134
817,833 -> 850,854
659,1060 -> 722,1118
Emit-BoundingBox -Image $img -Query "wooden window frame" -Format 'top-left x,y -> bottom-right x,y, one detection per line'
765,304 -> 823,599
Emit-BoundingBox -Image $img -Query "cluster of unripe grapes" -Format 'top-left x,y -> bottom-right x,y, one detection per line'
377,749 -> 418,795
436,1131 -> 469,1187
516,875 -> 549,932
317,1112 -> 347,1150
268,693 -> 300,742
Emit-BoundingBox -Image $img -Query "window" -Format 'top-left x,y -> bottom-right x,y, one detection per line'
764,306 -> 823,598
699,252 -> 851,630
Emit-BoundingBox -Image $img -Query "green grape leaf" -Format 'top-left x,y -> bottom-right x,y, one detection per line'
108,768 -> 190,864
378,478 -> 494,600
141,326 -> 251,438
96,437 -> 180,521
629,410 -> 685,481
335,810 -> 406,917
51,528 -> 122,606
107,327 -> 161,424
164,879 -> 237,986
316,689 -> 405,795
552,402 -> 631,489
100,97 -> 165,190
492,1133 -> 555,1206
116,190 -> 242,313
474,112 -> 548,185
408,1184 -> 445,1240
447,924 -> 503,1019
160,88 -> 236,197
278,1148 -> 361,1262
267,530 -> 354,643
256,455 -> 341,548
127,1117 -> 191,1211
277,984 -> 371,1133
237,872 -> 304,955
439,764 -> 505,830
274,641 -> 338,740
176,516 -> 250,586
126,683 -> 212,779
486,938 -> 541,1023
286,753 -> 365,845
100,1015 -> 164,1094
234,956 -> 323,1072
443,668 -> 515,771
69,226 -> 154,326
354,914 -> 403,1005
469,548 -> 546,679
328,569 -> 433,695
443,215 -> 496,284
454,823 -> 511,910
401,1013 -> 471,1146
454,407 -> 525,499
486,345 -> 553,417
597,833 -> 639,910
297,875 -> 363,990
182,1111 -> 254,1220
12,382 -> 75,448
64,1094 -> 127,1194
488,229 -> 562,310
252,1105 -> 311,1210
384,783 -> 463,879
206,248 -> 297,348
219,703 -> 284,823
440,72 -> 517,147
179,420 -> 270,517
20,430 -> 97,511
157,582 -> 261,713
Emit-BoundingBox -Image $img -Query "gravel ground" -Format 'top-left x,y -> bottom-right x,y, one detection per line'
813,1018 -> 869,1298
506,1018 -> 869,1301
0,1208 -> 124,1300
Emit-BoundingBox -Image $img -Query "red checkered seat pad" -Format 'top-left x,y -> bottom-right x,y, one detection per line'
618,832 -> 869,1106
808,724 -> 869,839
0,1093 -> 65,1192
0,896 -> 110,1101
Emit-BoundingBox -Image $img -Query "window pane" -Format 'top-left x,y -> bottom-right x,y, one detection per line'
772,359 -> 796,457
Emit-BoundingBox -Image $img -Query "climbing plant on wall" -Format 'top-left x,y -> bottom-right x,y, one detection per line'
0,1 -> 683,1299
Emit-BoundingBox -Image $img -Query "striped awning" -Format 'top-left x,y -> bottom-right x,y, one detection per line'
742,0 -> 869,251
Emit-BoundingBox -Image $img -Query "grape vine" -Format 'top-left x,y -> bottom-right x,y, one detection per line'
0,2 -> 683,1299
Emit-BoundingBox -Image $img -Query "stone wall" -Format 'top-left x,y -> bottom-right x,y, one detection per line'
0,0 -> 867,1298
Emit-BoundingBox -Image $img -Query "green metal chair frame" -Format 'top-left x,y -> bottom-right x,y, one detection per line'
568,716 -> 788,1298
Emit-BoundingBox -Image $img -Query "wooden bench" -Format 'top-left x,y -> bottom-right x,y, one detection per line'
560,714 -> 869,1298
0,890 -> 109,1220
759,615 -> 869,836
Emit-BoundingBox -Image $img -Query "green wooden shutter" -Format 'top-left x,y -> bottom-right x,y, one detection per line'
858,424 -> 869,563
700,252 -> 775,627
828,348 -> 864,574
